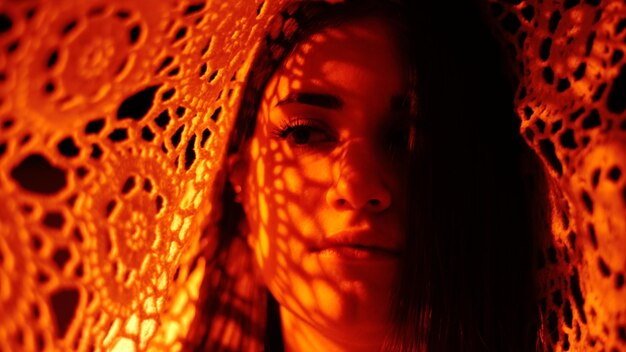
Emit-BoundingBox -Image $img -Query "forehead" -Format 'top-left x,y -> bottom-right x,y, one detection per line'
264,17 -> 408,108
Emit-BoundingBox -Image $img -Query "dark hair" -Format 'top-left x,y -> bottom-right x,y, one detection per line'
189,1 -> 537,351
386,1 -> 538,351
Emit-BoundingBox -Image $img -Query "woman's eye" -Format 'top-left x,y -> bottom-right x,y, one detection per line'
289,126 -> 323,145
275,120 -> 336,147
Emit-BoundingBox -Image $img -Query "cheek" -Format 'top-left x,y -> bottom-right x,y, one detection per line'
278,153 -> 336,241
243,156 -> 272,271
242,144 -> 335,290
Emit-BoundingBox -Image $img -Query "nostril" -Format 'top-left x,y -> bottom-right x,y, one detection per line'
337,199 -> 347,206
368,199 -> 380,207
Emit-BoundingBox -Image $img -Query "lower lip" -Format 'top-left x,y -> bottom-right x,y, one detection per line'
315,246 -> 400,261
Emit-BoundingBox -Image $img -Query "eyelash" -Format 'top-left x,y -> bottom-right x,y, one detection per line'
271,117 -> 412,155
272,118 -> 309,138
272,118 -> 336,144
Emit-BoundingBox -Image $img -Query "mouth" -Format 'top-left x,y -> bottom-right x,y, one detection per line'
311,229 -> 402,260
315,245 -> 400,260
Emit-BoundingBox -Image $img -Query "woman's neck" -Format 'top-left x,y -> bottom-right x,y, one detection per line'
279,305 -> 386,352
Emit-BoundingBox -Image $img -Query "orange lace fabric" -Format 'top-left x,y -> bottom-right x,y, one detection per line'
490,0 -> 626,350
2,0 -> 626,351
0,0 -> 284,350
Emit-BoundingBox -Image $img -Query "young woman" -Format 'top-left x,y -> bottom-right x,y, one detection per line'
188,1 -> 537,351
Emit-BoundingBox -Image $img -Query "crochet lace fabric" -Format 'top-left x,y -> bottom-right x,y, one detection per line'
490,0 -> 626,350
1,0 -> 625,351
0,0 -> 284,350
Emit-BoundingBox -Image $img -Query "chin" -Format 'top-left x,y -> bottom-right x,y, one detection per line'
273,261 -> 397,326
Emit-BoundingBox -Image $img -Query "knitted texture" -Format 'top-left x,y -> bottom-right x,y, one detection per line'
1,0 -> 625,351
0,0 -> 283,350
490,0 -> 626,350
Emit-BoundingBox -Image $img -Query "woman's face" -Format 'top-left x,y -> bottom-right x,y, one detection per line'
231,17 -> 410,343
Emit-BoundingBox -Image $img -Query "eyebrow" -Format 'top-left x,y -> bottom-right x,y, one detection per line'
275,92 -> 412,111
276,92 -> 343,109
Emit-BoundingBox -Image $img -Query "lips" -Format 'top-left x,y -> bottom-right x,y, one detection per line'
311,228 -> 402,259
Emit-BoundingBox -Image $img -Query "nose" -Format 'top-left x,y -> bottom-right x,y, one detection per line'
326,141 -> 392,212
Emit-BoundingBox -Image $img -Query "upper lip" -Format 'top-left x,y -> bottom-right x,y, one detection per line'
311,228 -> 402,254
